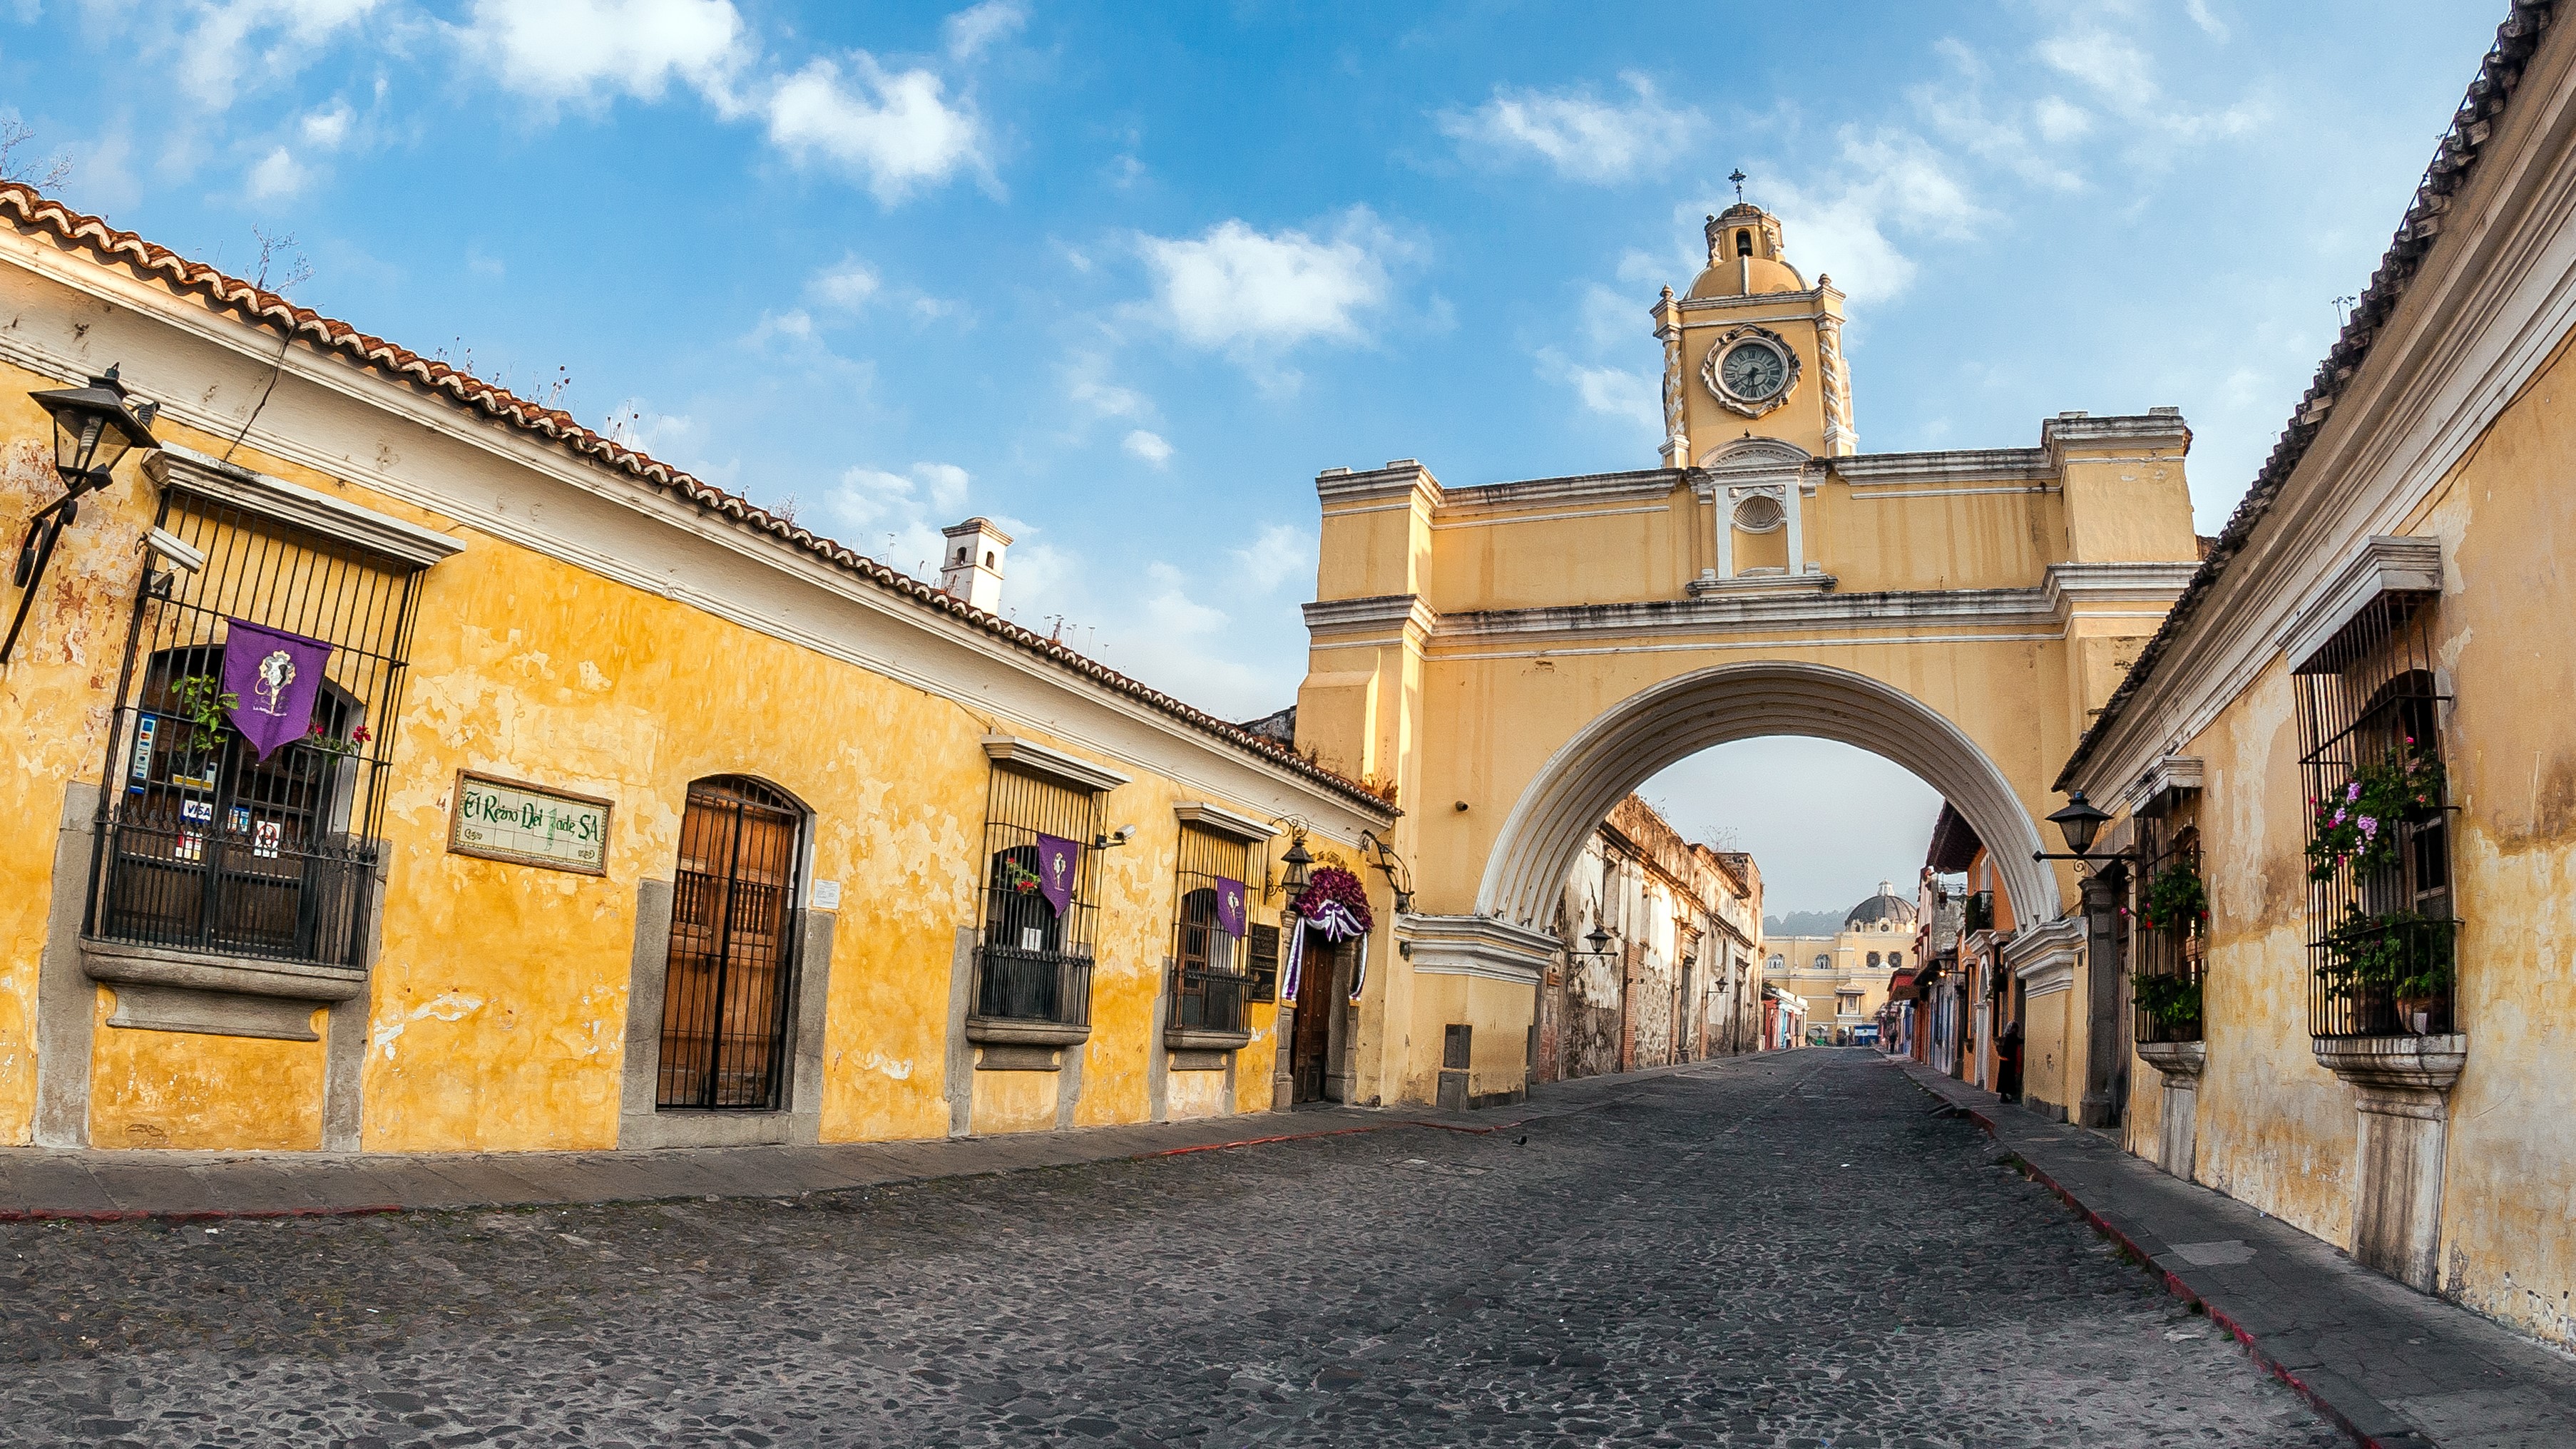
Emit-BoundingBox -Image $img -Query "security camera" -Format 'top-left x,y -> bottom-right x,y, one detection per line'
1113,824 -> 1138,844
142,528 -> 205,575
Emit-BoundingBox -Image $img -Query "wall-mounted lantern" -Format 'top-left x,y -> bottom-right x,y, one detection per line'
2031,789 -> 2130,875
4,365 -> 161,665
1270,829 -> 1314,909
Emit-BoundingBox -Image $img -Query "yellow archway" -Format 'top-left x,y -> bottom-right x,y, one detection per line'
1478,660 -> 2055,931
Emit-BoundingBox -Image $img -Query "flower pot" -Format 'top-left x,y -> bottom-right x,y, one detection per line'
2396,994 -> 2448,1036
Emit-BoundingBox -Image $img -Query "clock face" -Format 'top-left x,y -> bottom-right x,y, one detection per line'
1720,342 -> 1789,401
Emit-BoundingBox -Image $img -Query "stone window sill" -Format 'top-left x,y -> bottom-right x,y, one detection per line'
2311,1032 -> 2467,1092
964,1016 -> 1090,1048
1163,1027 -> 1252,1053
79,938 -> 367,1042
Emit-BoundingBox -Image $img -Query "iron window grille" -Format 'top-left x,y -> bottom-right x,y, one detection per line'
2296,595 -> 2458,1038
2132,831 -> 2204,1045
969,764 -> 1103,1028
83,489 -> 421,968
1170,825 -> 1259,1035
657,777 -> 804,1111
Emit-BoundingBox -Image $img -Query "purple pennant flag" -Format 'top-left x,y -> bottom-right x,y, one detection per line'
222,618 -> 332,763
1034,834 -> 1082,916
1215,876 -> 1247,939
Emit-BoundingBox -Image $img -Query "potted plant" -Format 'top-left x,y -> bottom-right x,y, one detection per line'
166,673 -> 237,786
305,720 -> 373,758
2316,904 -> 2453,1034
2130,970 -> 2202,1035
2139,856 -> 2207,939
2306,739 -> 2445,883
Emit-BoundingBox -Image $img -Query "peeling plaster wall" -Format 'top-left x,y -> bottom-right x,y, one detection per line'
0,349 -> 1327,1152
0,389 -> 153,1145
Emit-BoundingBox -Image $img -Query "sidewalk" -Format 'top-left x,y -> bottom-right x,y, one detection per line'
0,1060 -> 1712,1222
1891,1056 -> 2576,1449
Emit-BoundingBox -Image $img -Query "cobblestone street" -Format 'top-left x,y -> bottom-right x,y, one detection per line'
0,1053 -> 2347,1447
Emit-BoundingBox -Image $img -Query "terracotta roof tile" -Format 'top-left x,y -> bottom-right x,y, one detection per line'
0,183 -> 1396,819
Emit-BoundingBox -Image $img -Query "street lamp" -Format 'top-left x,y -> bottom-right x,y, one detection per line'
1575,925 -> 1616,962
1354,828 -> 1416,916
1277,834 -> 1313,909
2031,789 -> 2127,866
4,364 -> 161,665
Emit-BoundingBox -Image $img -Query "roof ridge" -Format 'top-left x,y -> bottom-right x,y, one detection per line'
2055,0 -> 2557,791
0,183 -> 1397,818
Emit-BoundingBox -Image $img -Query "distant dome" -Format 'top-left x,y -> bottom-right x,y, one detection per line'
1844,879 -> 1918,931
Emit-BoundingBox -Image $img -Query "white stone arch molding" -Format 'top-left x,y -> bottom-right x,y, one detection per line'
1476,660 -> 2061,931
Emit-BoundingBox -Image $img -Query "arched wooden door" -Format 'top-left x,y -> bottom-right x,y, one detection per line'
658,777 -> 802,1110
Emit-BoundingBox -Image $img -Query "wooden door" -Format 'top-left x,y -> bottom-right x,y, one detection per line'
1290,939 -> 1336,1104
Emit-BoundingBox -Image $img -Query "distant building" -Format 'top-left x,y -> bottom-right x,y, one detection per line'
1764,883 -> 1918,1045
1536,795 -> 1763,1082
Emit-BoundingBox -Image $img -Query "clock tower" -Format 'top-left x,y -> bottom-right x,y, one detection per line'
1652,201 -> 1856,468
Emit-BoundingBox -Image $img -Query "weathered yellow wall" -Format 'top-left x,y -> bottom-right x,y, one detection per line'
0,354 -> 1329,1152
0,386 -> 158,1144
87,993 -> 325,1151
2095,324 -> 2576,1348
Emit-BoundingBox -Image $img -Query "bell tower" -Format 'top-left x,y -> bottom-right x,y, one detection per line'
1652,200 -> 1856,469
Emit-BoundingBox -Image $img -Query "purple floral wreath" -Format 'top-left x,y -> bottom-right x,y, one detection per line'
1290,864 -> 1374,935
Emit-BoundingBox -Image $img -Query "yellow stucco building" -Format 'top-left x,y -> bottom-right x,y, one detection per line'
1765,883 -> 1918,1045
2058,8 -> 2576,1350
0,185 -> 1397,1155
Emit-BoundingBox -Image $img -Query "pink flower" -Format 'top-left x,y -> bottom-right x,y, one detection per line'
2346,782 -> 2363,803
2332,808 -> 2346,825
2359,817 -> 2378,839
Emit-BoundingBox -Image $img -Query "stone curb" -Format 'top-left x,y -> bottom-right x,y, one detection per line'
1888,1056 -> 2567,1449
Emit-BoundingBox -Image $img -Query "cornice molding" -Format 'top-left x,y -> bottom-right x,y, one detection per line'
2042,561 -> 2199,623
1436,468 -> 1680,512
1173,801 -> 1277,844
1831,447 -> 2056,487
1441,584 -> 2065,644
1302,593 -> 1439,640
1403,913 -> 1555,983
2275,535 -> 2444,673
2125,754 -> 2205,816
148,444 -> 465,571
981,734 -> 1132,794
1316,463 -> 1440,509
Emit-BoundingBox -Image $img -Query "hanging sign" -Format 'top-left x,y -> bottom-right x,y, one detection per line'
1215,876 -> 1247,939
1034,834 -> 1082,916
221,618 -> 332,762
447,770 -> 613,875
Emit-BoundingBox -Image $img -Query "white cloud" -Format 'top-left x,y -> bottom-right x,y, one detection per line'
1065,354 -> 1149,421
1230,523 -> 1312,593
456,0 -> 746,106
2185,0 -> 2228,40
1760,128 -> 1988,304
821,460 -> 973,573
944,0 -> 1026,61
745,308 -> 815,344
2033,96 -> 2092,144
811,254 -> 880,309
766,54 -> 987,203
1121,429 -> 1172,466
1439,73 -> 1700,185
300,99 -> 354,149
1140,209 -> 1398,351
246,145 -> 307,200
176,0 -> 382,107
1539,349 -> 1660,436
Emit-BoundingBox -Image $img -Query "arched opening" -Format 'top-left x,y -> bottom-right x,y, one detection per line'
658,775 -> 805,1111
1734,227 -> 1754,258
1479,662 -> 2058,932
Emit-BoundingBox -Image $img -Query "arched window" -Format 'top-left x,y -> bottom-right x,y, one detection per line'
1734,228 -> 1754,258
970,757 -> 1105,1028
1172,824 -> 1259,1034
1813,954 -> 1829,971
983,551 -> 996,568
1767,953 -> 1784,971
658,776 -> 804,1111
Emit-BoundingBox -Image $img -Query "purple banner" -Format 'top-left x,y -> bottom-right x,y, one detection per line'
222,618 -> 332,763
1034,834 -> 1081,916
1215,876 -> 1247,939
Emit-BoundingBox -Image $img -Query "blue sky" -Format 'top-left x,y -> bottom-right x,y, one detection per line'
0,0 -> 2505,911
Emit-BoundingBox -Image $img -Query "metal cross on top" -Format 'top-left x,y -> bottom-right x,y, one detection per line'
1729,168 -> 1747,202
